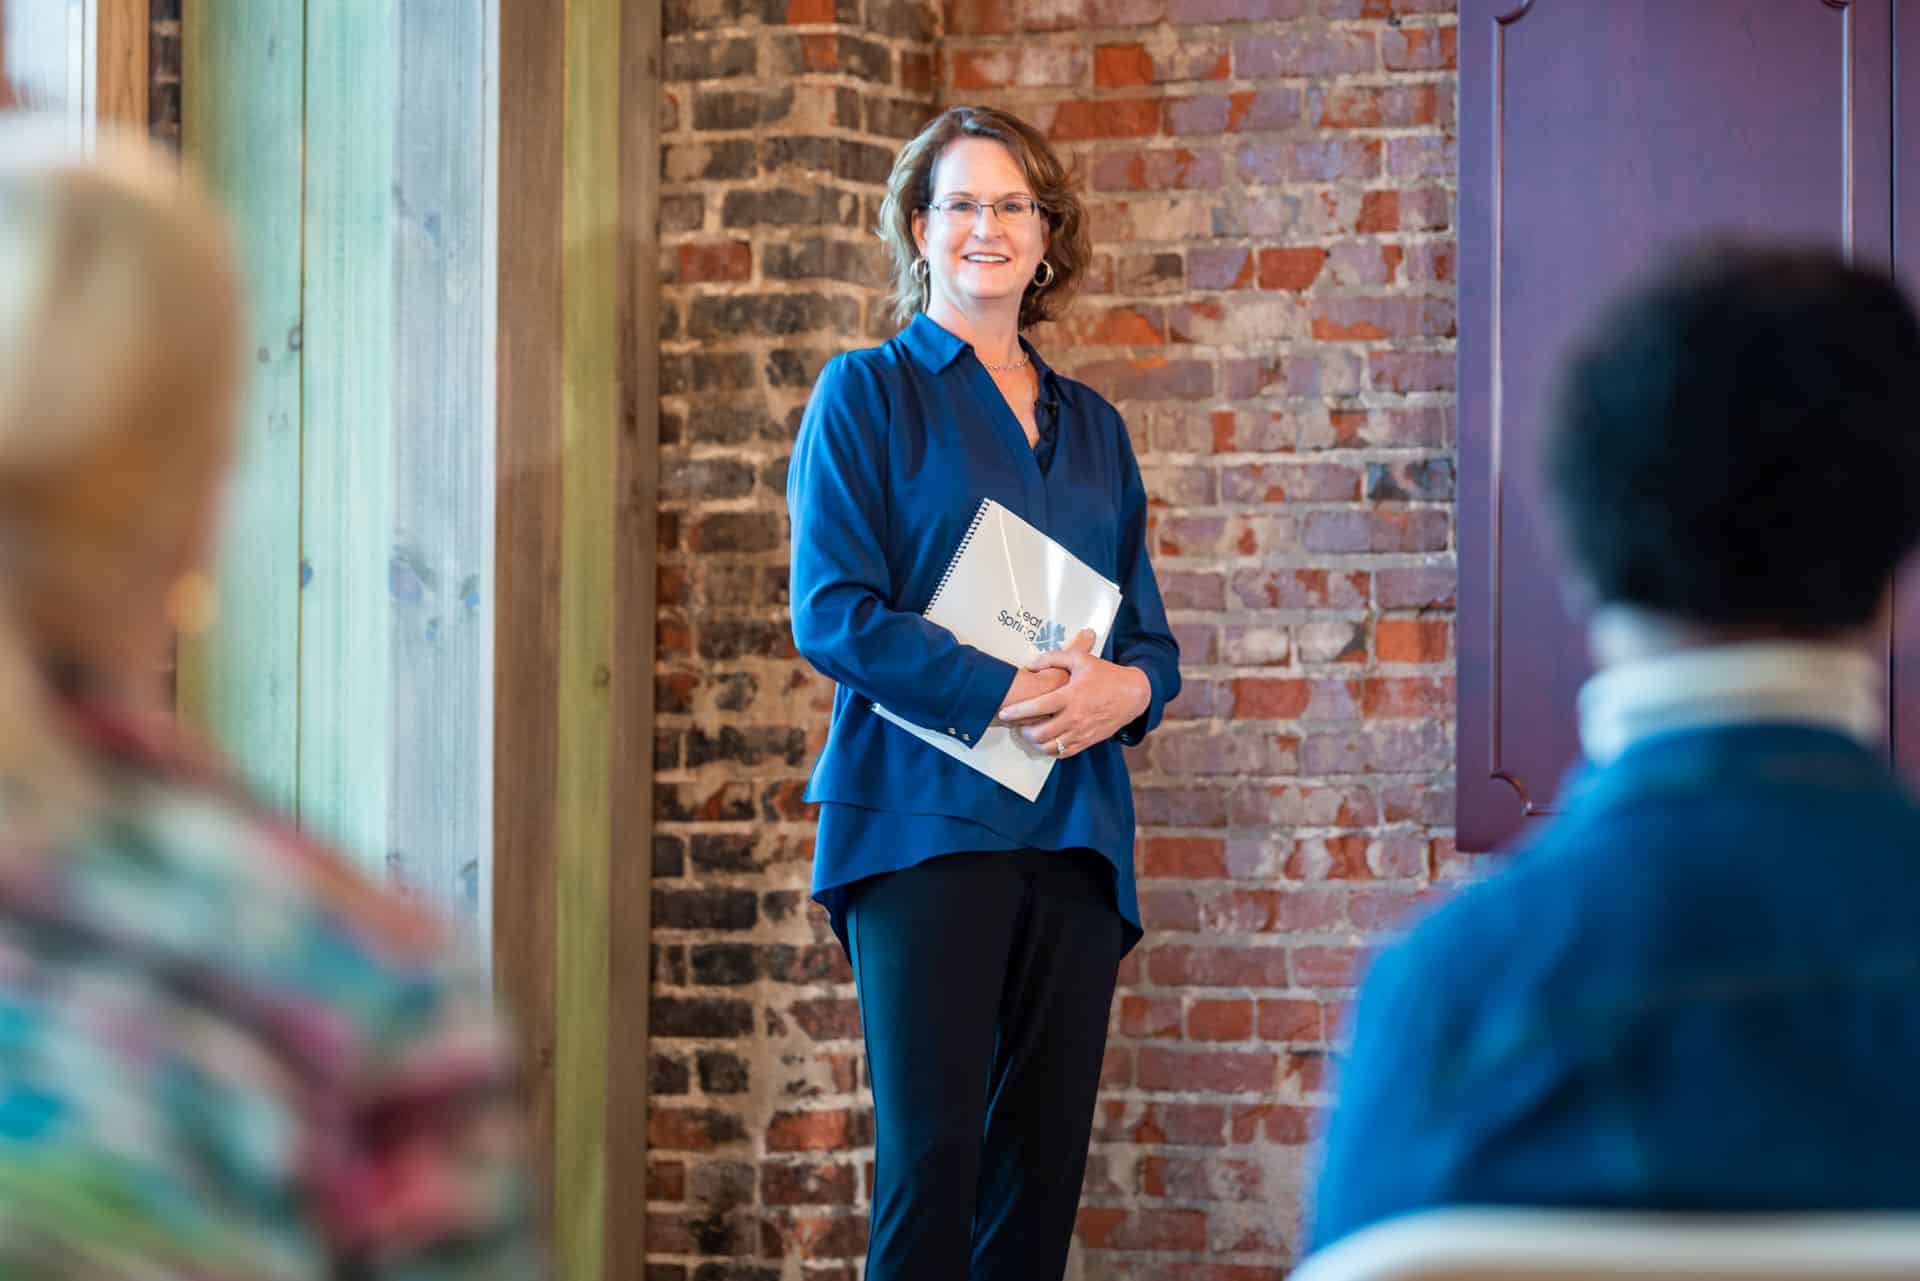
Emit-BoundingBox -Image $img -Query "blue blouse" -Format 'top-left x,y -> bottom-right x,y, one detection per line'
788,312 -> 1181,953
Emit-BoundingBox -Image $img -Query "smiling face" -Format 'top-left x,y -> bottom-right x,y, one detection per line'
912,137 -> 1049,321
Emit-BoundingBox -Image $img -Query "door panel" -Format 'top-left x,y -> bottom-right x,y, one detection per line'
1458,0 -> 1892,850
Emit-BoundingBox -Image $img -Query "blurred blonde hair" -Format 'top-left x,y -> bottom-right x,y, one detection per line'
0,118 -> 244,831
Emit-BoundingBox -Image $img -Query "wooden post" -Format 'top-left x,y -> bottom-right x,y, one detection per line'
96,0 -> 148,129
609,2 -> 661,1274
496,0 -> 659,1270
495,0 -> 567,1242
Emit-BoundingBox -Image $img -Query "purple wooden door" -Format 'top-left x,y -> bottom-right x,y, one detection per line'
1457,0 -> 1894,851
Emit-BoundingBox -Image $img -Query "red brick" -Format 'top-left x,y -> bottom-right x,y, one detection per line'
787,997 -> 861,1041
1095,1099 -> 1230,1145
788,1214 -> 867,1259
1096,42 -> 1157,87
785,0 -> 835,20
1092,146 -> 1226,191
1311,296 -> 1455,341
1147,944 -> 1290,987
1356,188 -> 1399,231
648,1159 -> 686,1201
1229,677 -> 1309,719
762,1161 -> 857,1206
1143,835 -> 1229,878
1141,1155 -> 1265,1201
1140,887 -> 1203,931
1382,22 -> 1458,71
1050,97 -> 1161,140
1316,83 -> 1441,129
1229,1101 -> 1318,1145
1367,351 -> 1454,394
1257,998 -> 1323,1042
1120,995 -> 1185,1039
767,1109 -> 871,1153
1171,0 -> 1305,20
951,45 -> 1087,90
1285,834 -> 1372,880
1376,617 -> 1448,662
1363,675 -> 1454,718
1256,246 -> 1326,290
1350,886 -> 1446,930
1083,1208 -> 1211,1251
1186,998 -> 1253,1041
1069,304 -> 1168,345
649,1107 -> 746,1152
1139,1047 -> 1279,1094
677,241 -> 752,284
1290,945 -> 1367,989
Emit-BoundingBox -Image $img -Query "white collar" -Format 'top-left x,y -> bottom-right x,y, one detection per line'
1576,641 -> 1884,768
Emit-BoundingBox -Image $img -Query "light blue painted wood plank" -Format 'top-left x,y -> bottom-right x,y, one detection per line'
177,0 -> 304,814
299,2 -> 397,872
391,0 -> 494,934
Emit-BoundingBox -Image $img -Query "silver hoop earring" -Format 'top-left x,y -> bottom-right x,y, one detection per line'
911,258 -> 930,283
1032,260 -> 1056,289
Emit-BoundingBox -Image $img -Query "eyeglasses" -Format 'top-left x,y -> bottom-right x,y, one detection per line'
925,195 -> 1044,225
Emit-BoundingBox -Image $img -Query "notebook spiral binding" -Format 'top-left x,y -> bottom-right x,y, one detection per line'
924,498 -> 994,619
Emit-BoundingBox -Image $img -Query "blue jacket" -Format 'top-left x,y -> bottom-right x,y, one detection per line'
788,313 -> 1180,947
1312,724 -> 1920,1249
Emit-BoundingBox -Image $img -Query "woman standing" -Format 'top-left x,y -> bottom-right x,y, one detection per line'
787,106 -> 1181,1281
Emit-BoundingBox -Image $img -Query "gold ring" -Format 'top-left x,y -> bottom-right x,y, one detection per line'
1053,737 -> 1066,756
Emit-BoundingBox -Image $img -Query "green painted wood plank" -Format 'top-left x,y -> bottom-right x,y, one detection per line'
176,0 -> 304,815
392,1 -> 494,935
558,0 -> 620,1274
300,3 -> 397,872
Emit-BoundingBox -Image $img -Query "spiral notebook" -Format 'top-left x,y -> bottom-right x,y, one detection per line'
874,498 -> 1124,801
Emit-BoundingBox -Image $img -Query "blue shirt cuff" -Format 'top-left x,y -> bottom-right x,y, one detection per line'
1114,663 -> 1166,747
938,651 -> 1019,749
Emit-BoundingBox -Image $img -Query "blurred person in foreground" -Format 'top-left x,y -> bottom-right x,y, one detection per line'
0,121 -> 538,1277
1311,244 -> 1920,1248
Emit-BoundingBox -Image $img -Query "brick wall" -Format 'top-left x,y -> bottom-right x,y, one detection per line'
654,0 -> 1459,1275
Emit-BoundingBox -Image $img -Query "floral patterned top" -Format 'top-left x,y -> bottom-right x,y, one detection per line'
0,696 -> 540,1279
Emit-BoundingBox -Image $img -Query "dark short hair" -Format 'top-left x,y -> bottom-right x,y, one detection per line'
1547,243 -> 1920,631
877,105 -> 1090,330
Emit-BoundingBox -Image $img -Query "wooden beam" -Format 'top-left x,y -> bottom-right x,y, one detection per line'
96,0 -> 149,129
557,0 -> 620,1273
608,0 -> 661,1275
494,0 -> 566,1238
176,0 -> 305,816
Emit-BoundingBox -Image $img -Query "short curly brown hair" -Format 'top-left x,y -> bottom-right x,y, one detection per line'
877,105 -> 1091,330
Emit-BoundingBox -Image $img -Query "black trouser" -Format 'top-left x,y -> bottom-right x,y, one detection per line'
846,848 -> 1127,1281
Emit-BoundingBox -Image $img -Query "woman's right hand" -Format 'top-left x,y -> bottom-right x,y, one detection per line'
1001,665 -> 1069,717
998,629 -> 1093,721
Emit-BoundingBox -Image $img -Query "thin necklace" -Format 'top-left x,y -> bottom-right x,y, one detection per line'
980,350 -> 1029,373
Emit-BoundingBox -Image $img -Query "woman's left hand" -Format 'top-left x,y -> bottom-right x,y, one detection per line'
997,629 -> 1152,759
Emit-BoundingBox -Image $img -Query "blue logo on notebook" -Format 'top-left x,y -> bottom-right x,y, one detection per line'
1034,620 -> 1067,651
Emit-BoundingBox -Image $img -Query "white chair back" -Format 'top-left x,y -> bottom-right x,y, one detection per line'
1290,1209 -> 1920,1281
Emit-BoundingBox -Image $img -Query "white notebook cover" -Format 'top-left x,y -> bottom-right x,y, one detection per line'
874,498 -> 1124,801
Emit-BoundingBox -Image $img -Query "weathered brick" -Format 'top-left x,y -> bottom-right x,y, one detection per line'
665,36 -> 759,81
654,888 -> 760,931
654,997 -> 756,1038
